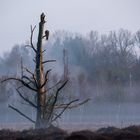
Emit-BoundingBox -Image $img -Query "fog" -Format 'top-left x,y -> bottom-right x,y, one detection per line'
1,102 -> 140,130
1,30 -> 140,129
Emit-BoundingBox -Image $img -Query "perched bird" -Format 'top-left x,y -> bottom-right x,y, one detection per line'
45,30 -> 49,40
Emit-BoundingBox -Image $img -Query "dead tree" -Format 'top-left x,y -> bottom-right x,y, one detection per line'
1,13 -> 89,128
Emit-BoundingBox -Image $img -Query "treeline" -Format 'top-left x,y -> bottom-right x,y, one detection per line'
1,29 -> 140,102
50,29 -> 140,84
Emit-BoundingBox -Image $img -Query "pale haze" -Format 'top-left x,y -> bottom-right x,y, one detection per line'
0,0 -> 140,55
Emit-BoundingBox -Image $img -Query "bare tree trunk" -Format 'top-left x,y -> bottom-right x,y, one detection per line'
35,13 -> 46,128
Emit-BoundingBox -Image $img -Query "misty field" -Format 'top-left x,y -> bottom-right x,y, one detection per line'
0,102 -> 140,130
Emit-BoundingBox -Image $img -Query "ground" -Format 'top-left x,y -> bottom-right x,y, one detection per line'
0,125 -> 140,140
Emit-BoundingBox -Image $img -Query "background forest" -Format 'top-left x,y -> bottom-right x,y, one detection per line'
1,29 -> 140,104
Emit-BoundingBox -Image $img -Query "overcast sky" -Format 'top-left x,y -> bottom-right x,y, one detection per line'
0,0 -> 140,55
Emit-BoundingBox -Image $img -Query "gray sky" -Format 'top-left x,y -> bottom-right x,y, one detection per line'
0,0 -> 140,55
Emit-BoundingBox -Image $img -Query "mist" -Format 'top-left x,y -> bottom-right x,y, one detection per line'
1,29 -> 140,130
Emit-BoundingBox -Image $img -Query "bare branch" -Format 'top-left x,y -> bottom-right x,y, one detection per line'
24,67 -> 34,76
22,75 -> 34,85
1,78 -> 37,92
25,25 -> 37,53
43,80 -> 68,122
24,68 -> 38,87
30,25 -> 37,52
44,98 -> 61,119
52,99 -> 79,122
42,60 -> 56,64
57,80 -> 68,93
16,81 -> 32,90
25,44 -> 36,53
45,95 -> 54,108
32,25 -> 36,32
16,88 -> 37,108
45,69 -> 51,80
40,69 -> 51,88
22,71 -> 38,88
33,59 -> 36,63
45,110 -> 61,119
55,98 -> 90,109
46,80 -> 61,92
51,80 -> 68,110
42,35 -> 46,39
8,105 -> 35,123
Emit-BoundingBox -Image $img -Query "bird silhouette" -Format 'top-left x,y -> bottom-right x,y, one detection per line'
45,30 -> 49,40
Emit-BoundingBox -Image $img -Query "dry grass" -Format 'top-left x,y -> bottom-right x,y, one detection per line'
0,125 -> 140,140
